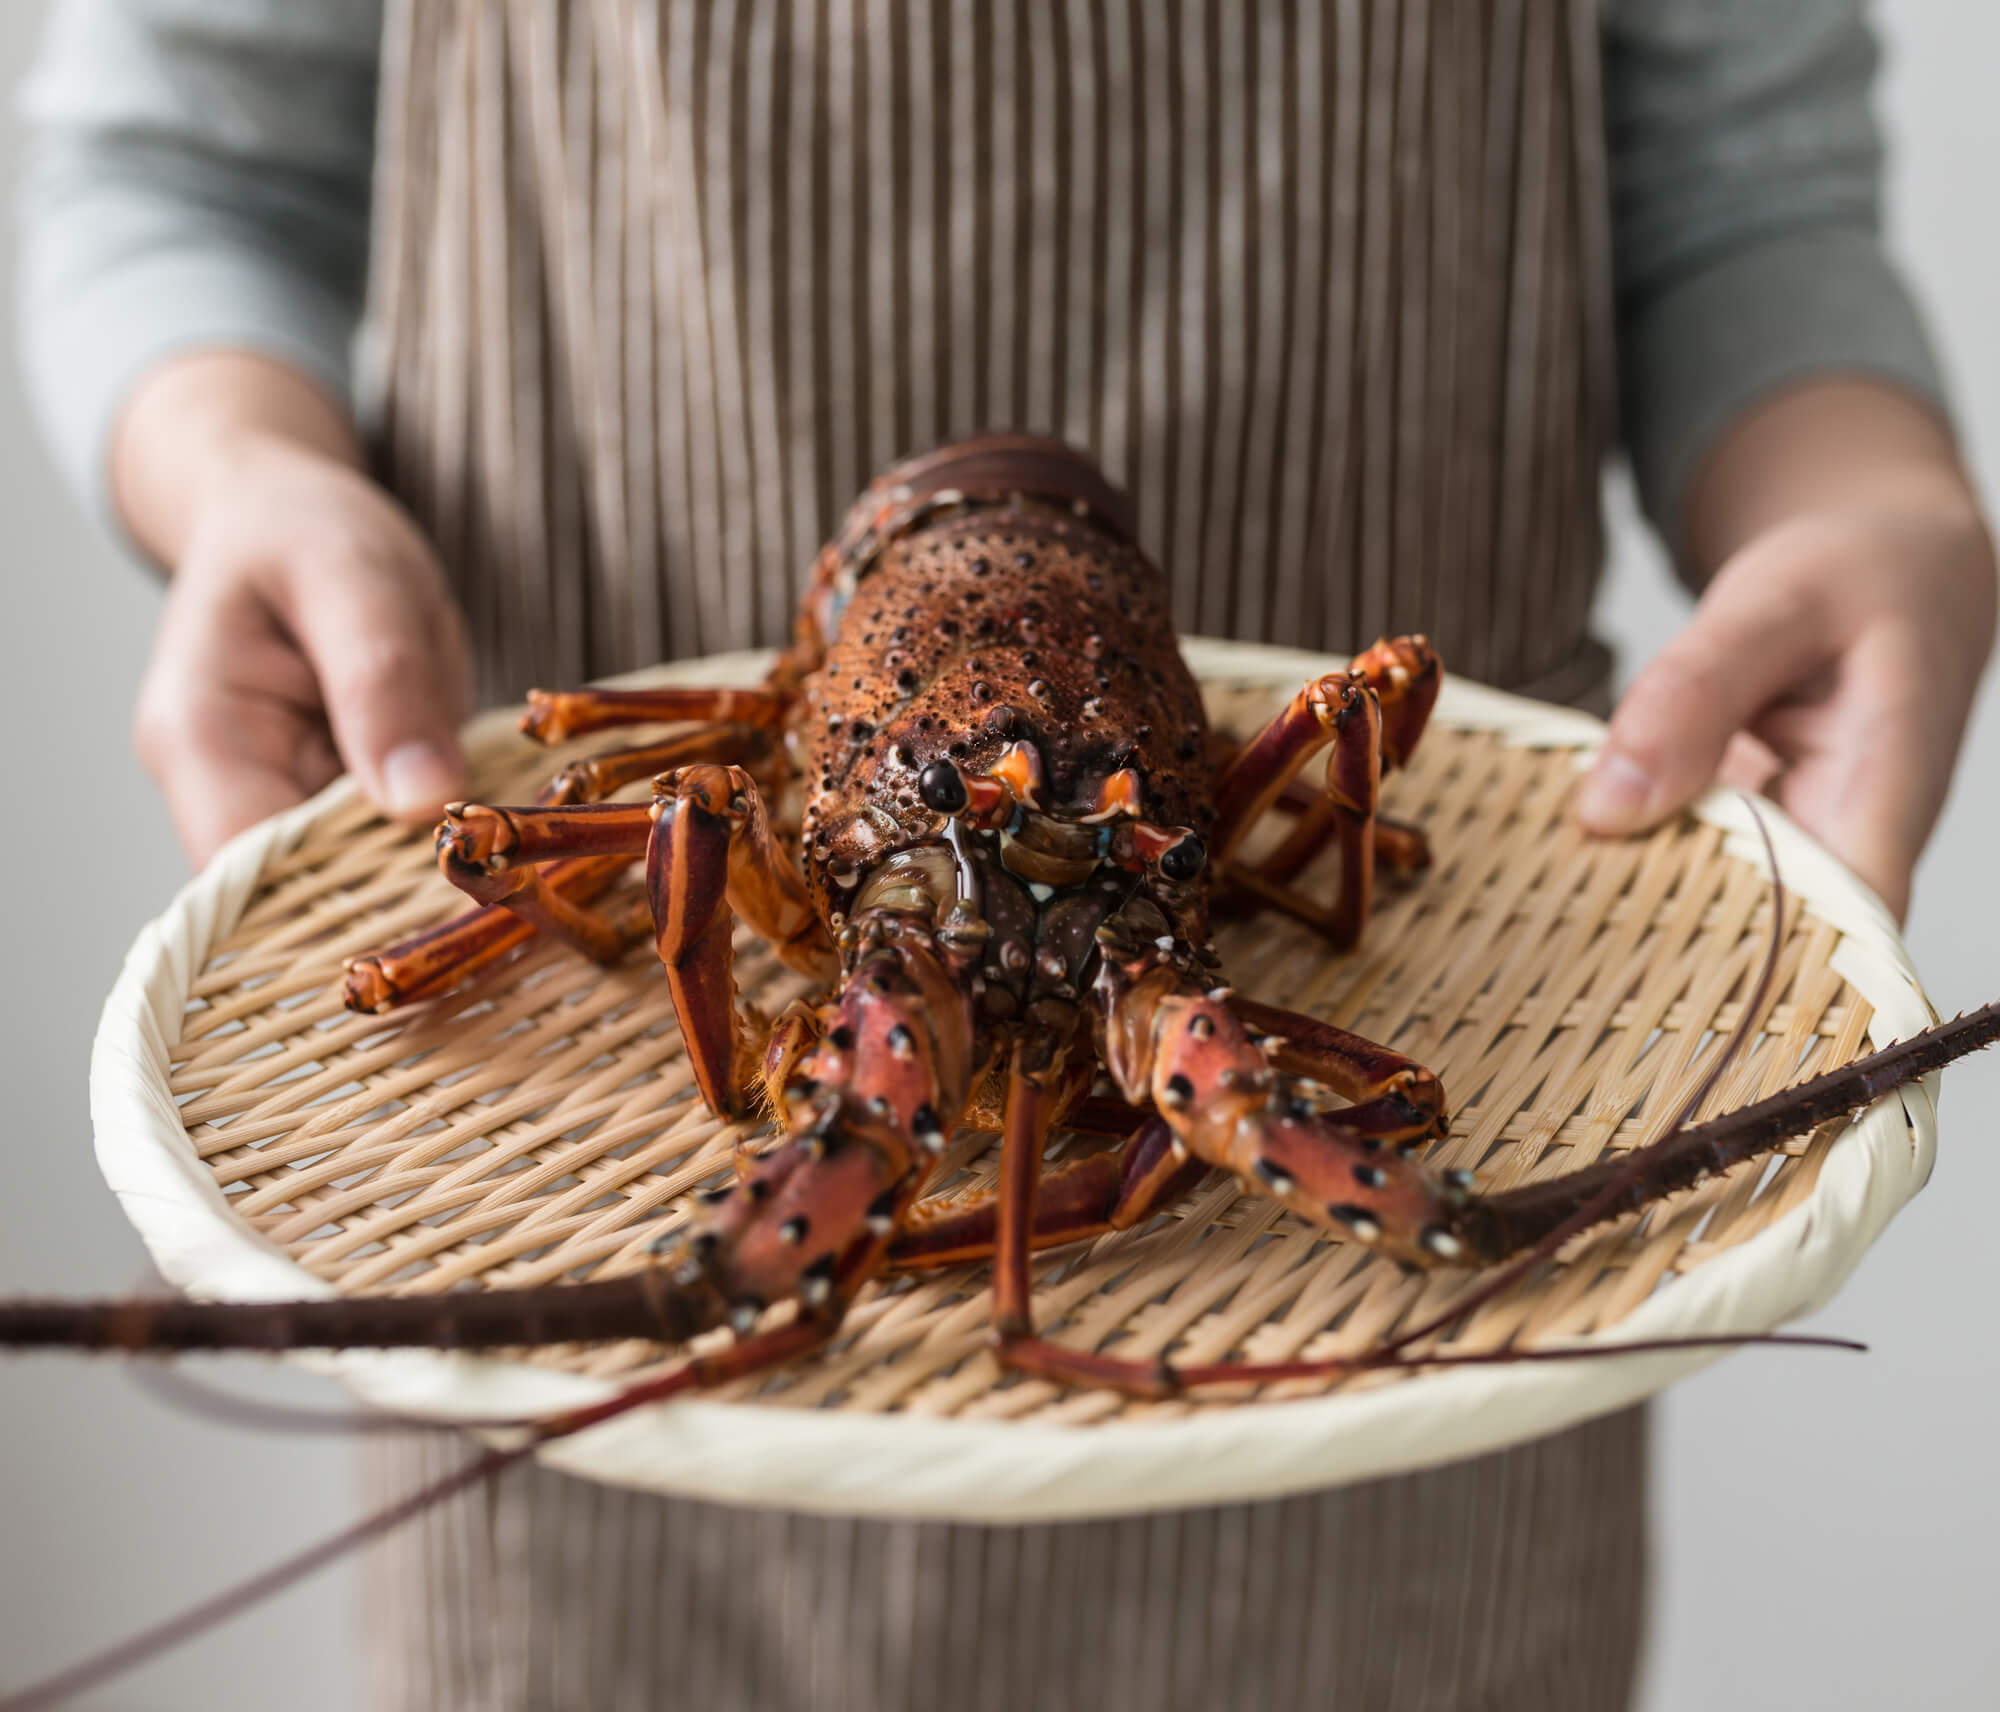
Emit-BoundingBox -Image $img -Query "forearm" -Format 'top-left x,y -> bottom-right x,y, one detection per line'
112,351 -> 365,573
1683,379 -> 1984,580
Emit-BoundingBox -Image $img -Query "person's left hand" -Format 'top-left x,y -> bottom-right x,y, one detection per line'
1575,386 -> 1996,923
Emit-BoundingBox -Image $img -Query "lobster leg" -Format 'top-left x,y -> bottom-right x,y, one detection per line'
983,1049 -> 1219,1393
649,765 -> 835,1117
1088,917 -> 1465,1258
520,684 -> 786,743
1210,637 -> 1440,946
346,726 -> 776,1013
437,803 -> 657,964
1229,995 -> 1447,1137
541,723 -> 779,804
1259,806 -> 1432,888
884,1115 -> 1206,1272
344,855 -> 639,1011
1227,762 -> 1427,879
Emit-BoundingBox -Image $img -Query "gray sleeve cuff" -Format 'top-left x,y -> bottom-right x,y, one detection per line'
17,225 -> 357,550
1619,226 -> 1950,565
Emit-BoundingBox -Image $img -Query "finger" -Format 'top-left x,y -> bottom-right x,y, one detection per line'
273,546 -> 470,820
1715,731 -> 1780,797
135,660 -> 319,867
1763,641 -> 1945,924
134,595 -> 326,867
1575,564 -> 1831,836
293,725 -> 345,799
158,731 -> 312,870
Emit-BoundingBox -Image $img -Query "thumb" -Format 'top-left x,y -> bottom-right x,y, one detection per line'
277,547 -> 471,820
1576,566 -> 1828,837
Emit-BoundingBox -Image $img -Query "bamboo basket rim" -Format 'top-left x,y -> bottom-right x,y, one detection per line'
86,638 -> 1938,1521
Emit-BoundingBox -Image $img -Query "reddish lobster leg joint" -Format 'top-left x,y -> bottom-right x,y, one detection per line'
436,803 -> 655,966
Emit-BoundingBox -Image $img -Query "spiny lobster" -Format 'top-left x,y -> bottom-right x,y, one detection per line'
4,436 -> 1998,1708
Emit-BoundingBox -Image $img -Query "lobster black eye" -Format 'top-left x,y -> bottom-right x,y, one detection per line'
919,760 -> 969,814
1158,834 -> 1206,883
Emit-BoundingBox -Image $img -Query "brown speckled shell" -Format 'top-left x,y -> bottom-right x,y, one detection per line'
791,448 -> 1210,918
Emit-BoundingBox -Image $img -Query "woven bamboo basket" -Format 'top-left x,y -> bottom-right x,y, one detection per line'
88,639 -> 1938,1521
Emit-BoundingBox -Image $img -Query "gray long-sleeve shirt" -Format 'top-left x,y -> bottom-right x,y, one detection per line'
13,0 -> 1949,567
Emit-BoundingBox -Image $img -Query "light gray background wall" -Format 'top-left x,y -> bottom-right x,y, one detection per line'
0,4 -> 1992,1707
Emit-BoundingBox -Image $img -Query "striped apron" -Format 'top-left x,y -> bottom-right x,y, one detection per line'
360,2 -> 1643,1706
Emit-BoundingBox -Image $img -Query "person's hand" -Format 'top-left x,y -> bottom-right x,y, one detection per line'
115,354 -> 472,867
1576,383 -> 1997,922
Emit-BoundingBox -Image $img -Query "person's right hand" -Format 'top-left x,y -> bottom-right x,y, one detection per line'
115,354 -> 472,868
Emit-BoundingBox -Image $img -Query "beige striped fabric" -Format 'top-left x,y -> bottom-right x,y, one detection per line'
365,0 -> 1616,708
360,3 -> 1641,1707
364,1407 -> 1645,1712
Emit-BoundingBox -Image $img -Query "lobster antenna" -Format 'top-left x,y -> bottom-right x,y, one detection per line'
112,1265 -> 489,1437
124,1359 -> 497,1437
1169,1327 -> 1868,1391
1375,795 -> 1789,1361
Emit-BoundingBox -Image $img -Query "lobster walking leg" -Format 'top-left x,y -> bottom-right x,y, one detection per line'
649,765 -> 835,1116
1229,995 -> 1448,1144
983,1048 -> 1197,1394
1211,638 -> 1441,944
991,1044 -> 1060,1336
541,723 -> 779,804
438,803 -> 656,963
344,855 -> 638,1011
1253,765 -> 1429,877
347,725 -> 777,1013
884,1117 -> 1206,1272
520,684 -> 787,743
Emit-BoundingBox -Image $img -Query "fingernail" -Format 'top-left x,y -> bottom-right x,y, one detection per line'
380,740 -> 461,818
1576,751 -> 1655,833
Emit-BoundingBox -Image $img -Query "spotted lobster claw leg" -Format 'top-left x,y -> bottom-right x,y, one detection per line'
1108,978 -> 1469,1268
